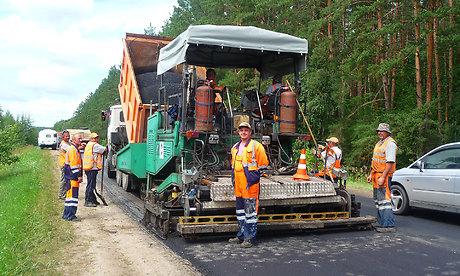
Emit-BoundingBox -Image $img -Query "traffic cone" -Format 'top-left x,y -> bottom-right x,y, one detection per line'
293,148 -> 310,181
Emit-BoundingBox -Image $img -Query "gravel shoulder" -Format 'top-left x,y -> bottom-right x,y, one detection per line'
52,151 -> 200,275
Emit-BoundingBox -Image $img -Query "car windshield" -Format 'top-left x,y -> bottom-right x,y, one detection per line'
424,147 -> 460,169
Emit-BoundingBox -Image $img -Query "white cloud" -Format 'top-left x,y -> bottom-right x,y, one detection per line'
18,62 -> 79,92
3,0 -> 93,29
5,95 -> 84,127
0,0 -> 176,127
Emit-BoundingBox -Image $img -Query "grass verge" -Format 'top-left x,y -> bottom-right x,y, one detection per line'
345,175 -> 373,197
0,146 -> 72,275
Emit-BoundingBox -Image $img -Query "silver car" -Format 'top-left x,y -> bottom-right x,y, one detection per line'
391,142 -> 460,215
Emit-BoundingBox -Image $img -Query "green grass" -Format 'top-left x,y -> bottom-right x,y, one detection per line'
0,147 -> 72,275
346,176 -> 373,195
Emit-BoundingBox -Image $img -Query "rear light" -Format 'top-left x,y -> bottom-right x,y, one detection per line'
299,134 -> 311,140
186,131 -> 199,138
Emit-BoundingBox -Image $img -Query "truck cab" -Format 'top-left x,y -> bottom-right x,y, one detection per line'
105,104 -> 127,178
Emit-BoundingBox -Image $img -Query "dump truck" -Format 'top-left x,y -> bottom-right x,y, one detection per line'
115,26 -> 375,238
110,33 -> 197,193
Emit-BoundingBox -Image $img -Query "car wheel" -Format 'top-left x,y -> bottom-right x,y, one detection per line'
391,184 -> 410,215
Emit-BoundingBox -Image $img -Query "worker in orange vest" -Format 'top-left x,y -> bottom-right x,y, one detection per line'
62,134 -> 84,221
228,122 -> 269,248
83,133 -> 106,207
315,137 -> 342,183
367,123 -> 397,233
58,130 -> 71,200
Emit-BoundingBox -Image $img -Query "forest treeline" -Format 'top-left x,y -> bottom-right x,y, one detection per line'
53,0 -> 458,172
158,0 -> 459,168
0,106 -> 37,166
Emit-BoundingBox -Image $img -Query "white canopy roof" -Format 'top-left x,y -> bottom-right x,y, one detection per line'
157,25 -> 308,78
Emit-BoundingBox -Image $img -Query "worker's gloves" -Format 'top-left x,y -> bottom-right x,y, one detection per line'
318,145 -> 325,150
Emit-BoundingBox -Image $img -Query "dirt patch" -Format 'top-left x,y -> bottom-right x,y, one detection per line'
347,187 -> 372,198
51,151 -> 200,275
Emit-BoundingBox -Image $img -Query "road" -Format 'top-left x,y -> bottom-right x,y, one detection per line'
102,174 -> 460,276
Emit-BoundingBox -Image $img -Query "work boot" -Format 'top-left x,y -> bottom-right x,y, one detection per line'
240,241 -> 254,248
84,201 -> 97,207
375,226 -> 396,233
228,237 -> 243,244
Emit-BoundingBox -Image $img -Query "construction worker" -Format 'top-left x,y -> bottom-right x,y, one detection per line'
206,69 -> 227,131
228,122 -> 269,248
58,130 -> 71,200
62,134 -> 83,221
206,69 -> 226,91
264,73 -> 282,96
315,137 -> 342,183
83,133 -> 106,207
367,123 -> 397,233
253,74 -> 282,119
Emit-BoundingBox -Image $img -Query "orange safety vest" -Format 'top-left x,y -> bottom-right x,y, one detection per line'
65,144 -> 82,177
231,139 -> 269,187
59,140 -> 71,167
371,137 -> 397,176
316,147 -> 341,178
83,142 -> 103,170
215,91 -> 223,103
207,80 -> 224,102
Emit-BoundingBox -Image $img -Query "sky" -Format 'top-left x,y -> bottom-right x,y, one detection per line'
0,0 -> 176,127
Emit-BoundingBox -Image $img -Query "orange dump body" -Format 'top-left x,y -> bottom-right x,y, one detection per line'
119,33 -> 174,144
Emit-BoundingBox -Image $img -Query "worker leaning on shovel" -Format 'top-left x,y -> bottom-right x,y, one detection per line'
82,133 -> 107,207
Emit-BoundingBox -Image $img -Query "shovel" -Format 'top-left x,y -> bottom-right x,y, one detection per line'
95,155 -> 108,206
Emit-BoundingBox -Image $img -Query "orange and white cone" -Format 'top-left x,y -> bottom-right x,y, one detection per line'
293,148 -> 310,181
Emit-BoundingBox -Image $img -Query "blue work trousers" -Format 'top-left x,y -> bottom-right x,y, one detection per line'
85,170 -> 98,203
235,197 -> 258,243
62,179 -> 79,221
373,177 -> 395,227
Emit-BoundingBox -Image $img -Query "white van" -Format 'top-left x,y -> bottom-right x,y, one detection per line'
38,129 -> 58,150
